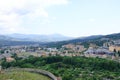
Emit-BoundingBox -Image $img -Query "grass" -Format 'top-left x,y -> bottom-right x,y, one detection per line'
0,71 -> 51,80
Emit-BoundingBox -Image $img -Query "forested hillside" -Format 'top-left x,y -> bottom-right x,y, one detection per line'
2,56 -> 120,80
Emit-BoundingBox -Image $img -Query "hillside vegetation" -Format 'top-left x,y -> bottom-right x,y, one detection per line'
0,70 -> 51,80
2,56 -> 120,80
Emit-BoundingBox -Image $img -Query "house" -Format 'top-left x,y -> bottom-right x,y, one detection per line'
0,53 -> 12,60
85,48 -> 114,55
36,51 -> 47,57
89,43 -> 98,49
62,44 -> 75,49
74,45 -> 86,52
6,57 -> 15,62
63,44 -> 85,52
109,45 -> 120,52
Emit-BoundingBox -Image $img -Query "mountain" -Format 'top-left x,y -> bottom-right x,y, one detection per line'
5,33 -> 73,42
43,35 -> 103,47
0,33 -> 73,47
0,33 -> 120,47
0,35 -> 12,41
44,33 -> 120,48
102,33 -> 120,40
0,35 -> 38,47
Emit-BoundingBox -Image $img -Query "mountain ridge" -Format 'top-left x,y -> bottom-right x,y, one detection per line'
43,33 -> 120,48
0,33 -> 119,47
3,33 -> 73,42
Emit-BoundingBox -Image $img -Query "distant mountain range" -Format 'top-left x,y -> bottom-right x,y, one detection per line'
0,33 -> 73,42
0,33 -> 120,47
44,33 -> 120,48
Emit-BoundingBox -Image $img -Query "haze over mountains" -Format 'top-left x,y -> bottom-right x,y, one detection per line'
0,33 -> 119,43
0,33 -> 73,42
0,32 -> 119,47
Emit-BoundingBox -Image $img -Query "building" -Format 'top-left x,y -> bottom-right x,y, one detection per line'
62,44 -> 75,49
0,53 -> 12,60
6,57 -> 15,62
74,45 -> 86,52
85,48 -> 114,55
63,44 -> 85,52
89,43 -> 98,49
109,45 -> 120,52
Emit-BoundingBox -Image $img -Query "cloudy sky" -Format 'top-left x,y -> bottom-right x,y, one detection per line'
0,0 -> 120,37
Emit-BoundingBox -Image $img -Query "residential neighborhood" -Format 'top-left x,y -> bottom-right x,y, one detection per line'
0,39 -> 120,62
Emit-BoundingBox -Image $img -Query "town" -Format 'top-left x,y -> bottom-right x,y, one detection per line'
0,38 -> 120,63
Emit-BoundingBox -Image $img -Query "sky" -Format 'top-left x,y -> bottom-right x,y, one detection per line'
0,0 -> 120,37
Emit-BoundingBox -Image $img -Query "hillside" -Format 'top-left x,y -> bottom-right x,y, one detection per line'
103,33 -> 120,40
0,33 -> 73,47
2,56 -> 120,80
44,33 -> 120,48
0,40 -> 39,47
0,70 -> 51,80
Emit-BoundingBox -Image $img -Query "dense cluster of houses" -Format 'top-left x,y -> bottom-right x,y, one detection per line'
0,39 -> 120,62
62,44 -> 86,52
84,40 -> 120,59
84,47 -> 114,58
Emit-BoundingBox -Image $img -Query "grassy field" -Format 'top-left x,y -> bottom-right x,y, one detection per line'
0,71 -> 51,80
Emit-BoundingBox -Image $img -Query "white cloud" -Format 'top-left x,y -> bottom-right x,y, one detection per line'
0,0 -> 69,34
